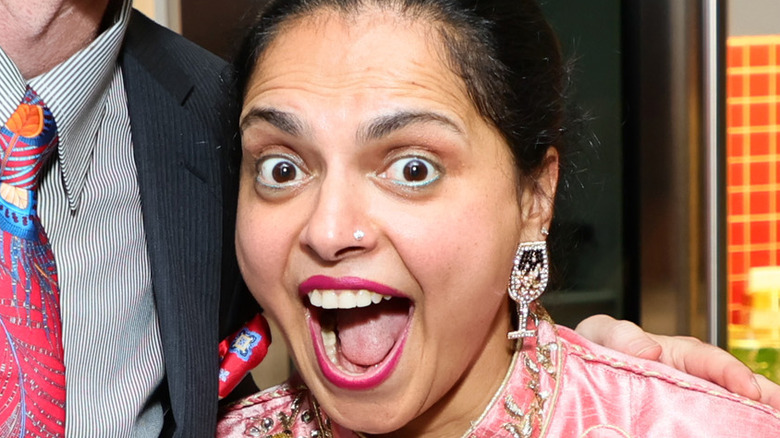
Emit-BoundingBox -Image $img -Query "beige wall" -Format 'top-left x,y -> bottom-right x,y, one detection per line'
132,0 -> 181,32
729,0 -> 780,36
133,0 -> 156,19
250,320 -> 291,389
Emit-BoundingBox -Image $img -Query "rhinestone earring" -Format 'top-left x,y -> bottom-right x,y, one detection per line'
507,240 -> 549,339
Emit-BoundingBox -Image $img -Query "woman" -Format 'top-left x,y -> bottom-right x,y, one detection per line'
219,0 -> 780,436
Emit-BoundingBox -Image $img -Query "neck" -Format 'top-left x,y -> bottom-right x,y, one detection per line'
371,307 -> 515,438
0,0 -> 112,79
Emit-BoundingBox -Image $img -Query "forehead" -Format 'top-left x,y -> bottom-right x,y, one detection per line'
242,9 -> 478,123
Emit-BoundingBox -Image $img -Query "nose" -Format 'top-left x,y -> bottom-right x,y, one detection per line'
300,174 -> 374,262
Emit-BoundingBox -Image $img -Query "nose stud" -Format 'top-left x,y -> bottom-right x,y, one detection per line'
353,230 -> 365,241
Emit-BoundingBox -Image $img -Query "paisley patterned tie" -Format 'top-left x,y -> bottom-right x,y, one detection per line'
0,86 -> 65,437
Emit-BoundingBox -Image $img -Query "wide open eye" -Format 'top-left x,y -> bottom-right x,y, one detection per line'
256,155 -> 309,189
379,156 -> 441,188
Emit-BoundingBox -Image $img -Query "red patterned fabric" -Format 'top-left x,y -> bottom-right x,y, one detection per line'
0,86 -> 65,437
218,313 -> 272,399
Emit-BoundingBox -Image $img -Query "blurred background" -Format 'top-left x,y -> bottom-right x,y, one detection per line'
133,0 -> 780,386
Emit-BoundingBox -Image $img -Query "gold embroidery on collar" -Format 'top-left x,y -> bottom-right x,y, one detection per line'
245,390 -> 333,437
501,307 -> 558,438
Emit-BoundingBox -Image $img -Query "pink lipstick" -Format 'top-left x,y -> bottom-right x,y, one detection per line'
299,275 -> 406,297
301,275 -> 413,390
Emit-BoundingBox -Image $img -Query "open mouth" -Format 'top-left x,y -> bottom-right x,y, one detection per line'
304,287 -> 413,389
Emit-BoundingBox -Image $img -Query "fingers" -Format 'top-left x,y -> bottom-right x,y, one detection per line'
575,314 -> 662,360
755,375 -> 780,410
575,315 -> 780,407
642,332 -> 765,403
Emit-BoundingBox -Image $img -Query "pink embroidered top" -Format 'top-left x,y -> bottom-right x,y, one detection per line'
217,321 -> 780,437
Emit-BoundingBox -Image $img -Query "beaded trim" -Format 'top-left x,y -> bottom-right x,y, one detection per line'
464,306 -> 559,438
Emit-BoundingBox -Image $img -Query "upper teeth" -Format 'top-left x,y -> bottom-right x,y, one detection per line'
308,289 -> 392,309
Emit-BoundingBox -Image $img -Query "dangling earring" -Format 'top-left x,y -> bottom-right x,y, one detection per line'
507,239 -> 549,339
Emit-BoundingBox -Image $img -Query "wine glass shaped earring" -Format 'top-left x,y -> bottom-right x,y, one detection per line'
506,240 -> 549,339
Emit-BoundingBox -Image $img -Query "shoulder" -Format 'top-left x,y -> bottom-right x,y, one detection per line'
120,10 -> 238,140
120,10 -> 232,107
550,325 -> 780,436
123,10 -> 227,75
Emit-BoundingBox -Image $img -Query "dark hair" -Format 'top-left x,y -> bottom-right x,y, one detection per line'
233,0 -> 567,181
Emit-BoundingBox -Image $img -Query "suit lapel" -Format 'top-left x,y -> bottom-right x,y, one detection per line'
119,11 -> 223,435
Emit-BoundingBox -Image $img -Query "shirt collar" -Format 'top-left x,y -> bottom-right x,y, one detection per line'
0,0 -> 132,210
0,48 -> 25,124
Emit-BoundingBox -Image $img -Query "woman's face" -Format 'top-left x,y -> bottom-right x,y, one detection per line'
237,9 -> 555,435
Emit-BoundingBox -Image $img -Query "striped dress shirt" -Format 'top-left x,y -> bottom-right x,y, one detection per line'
0,2 -> 165,436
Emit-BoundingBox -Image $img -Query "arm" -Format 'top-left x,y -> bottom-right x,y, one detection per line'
576,314 -> 780,410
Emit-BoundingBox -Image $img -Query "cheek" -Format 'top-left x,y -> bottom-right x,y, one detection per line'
397,185 -> 520,285
235,194 -> 294,309
386,184 -> 520,329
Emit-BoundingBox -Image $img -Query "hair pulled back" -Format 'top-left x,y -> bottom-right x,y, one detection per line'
233,0 -> 567,180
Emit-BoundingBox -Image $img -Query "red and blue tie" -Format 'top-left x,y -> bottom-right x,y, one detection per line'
0,86 -> 66,437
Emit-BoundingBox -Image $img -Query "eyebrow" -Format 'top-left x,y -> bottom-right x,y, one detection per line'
240,107 -> 463,142
358,111 -> 463,143
240,108 -> 307,137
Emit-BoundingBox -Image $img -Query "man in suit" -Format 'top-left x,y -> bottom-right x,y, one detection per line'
1,1 -> 776,437
0,0 -> 256,436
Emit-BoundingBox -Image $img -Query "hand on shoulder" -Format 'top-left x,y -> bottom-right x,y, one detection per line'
576,314 -> 780,410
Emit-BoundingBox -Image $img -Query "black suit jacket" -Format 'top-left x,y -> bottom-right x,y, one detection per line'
119,11 -> 258,437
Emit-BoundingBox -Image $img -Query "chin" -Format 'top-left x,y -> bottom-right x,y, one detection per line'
315,391 -> 419,435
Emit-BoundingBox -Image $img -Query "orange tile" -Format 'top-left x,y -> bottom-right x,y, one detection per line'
776,43 -> 780,65
776,102 -> 780,123
777,131 -> 780,153
728,281 -> 747,314
751,249 -> 771,267
728,162 -> 744,186
729,191 -> 745,215
750,44 -> 771,66
731,291 -> 746,320
728,44 -> 744,67
750,102 -> 771,126
750,220 -> 771,243
732,280 -> 746,299
750,132 -> 770,155
750,73 -> 771,96
775,190 -> 780,212
730,221 -> 746,245
728,132 -> 744,156
728,308 -> 741,326
731,279 -> 747,301
775,71 -> 780,94
750,161 -> 771,185
730,251 -> 746,276
727,73 -> 744,98
728,103 -> 745,127
732,303 -> 752,325
750,191 -> 771,214
776,219 -> 780,244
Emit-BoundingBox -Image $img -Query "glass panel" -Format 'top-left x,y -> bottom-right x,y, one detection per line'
726,1 -> 780,383
538,0 -> 628,328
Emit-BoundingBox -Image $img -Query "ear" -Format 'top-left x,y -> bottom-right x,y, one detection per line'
518,147 -> 559,241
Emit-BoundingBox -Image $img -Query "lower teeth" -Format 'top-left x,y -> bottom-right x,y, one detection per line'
322,327 -> 339,364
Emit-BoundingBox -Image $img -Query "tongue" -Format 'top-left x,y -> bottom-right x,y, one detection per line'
337,299 -> 409,367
